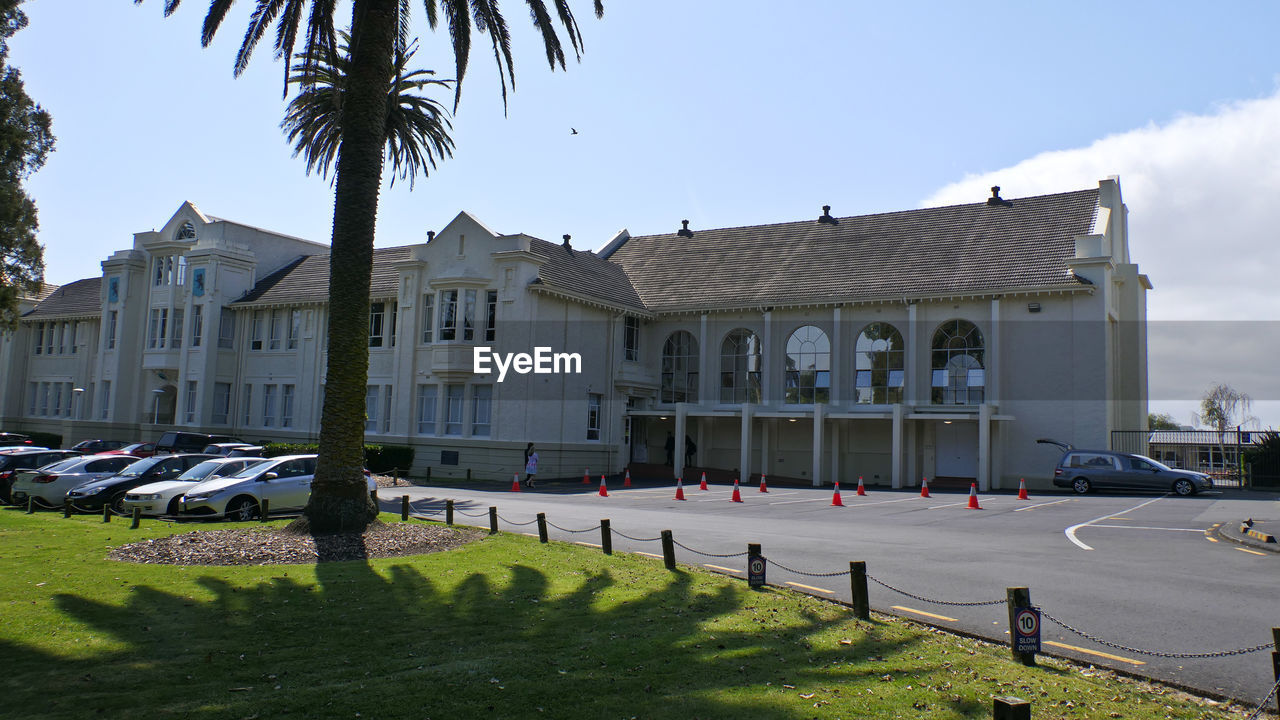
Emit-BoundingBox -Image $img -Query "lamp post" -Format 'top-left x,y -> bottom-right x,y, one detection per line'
152,388 -> 164,425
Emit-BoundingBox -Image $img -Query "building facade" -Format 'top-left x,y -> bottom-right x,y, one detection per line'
1,178 -> 1149,489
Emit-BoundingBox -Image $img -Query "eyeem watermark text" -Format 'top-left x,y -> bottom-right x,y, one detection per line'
474,347 -> 582,382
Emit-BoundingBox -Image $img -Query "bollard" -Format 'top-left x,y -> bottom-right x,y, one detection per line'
401,495 -> 410,521
446,499 -> 454,525
426,466 -> 432,483
850,561 -> 870,620
103,504 -> 111,523
993,697 -> 1031,720
661,530 -> 676,570
747,543 -> 765,588
1272,627 -> 1279,715
488,506 -> 498,534
1006,587 -> 1036,666
63,499 -> 71,518
259,498 -> 270,522
26,497 -> 34,514
467,468 -> 472,481
600,519 -> 612,555
130,507 -> 141,529
536,513 -> 548,543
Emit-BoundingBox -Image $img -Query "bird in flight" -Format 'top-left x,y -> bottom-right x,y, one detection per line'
570,128 -> 579,135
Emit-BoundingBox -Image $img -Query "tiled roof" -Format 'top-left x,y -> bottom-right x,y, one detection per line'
23,278 -> 102,319
607,188 -> 1101,312
528,238 -> 646,311
232,248 -> 412,306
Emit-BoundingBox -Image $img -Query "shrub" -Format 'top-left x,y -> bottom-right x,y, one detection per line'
258,443 -> 413,475
1244,430 -> 1280,487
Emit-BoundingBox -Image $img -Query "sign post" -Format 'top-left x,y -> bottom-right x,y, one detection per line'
747,543 -> 766,589
1006,587 -> 1037,666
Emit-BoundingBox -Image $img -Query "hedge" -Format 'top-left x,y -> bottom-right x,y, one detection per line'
259,443 -> 414,475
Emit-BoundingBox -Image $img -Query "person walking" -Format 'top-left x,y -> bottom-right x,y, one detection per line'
523,443 -> 539,489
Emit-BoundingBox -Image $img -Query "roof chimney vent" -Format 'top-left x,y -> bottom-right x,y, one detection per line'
818,205 -> 838,225
676,219 -> 693,238
562,234 -> 572,251
987,186 -> 1013,208
426,230 -> 436,242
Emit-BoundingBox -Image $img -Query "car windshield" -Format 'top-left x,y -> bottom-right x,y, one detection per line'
228,461 -> 275,479
1132,454 -> 1173,471
43,458 -> 83,473
121,443 -> 150,452
117,456 -> 165,477
177,460 -> 224,481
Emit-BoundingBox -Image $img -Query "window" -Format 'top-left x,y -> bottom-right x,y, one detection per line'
263,384 -> 277,426
100,381 -> 111,420
219,309 -> 235,349
39,382 -> 49,415
438,290 -> 458,341
107,311 -> 117,349
420,293 -> 434,343
931,320 -> 984,405
212,382 -> 231,424
251,310 -> 266,350
176,256 -> 187,286
661,331 -> 699,403
587,393 -> 602,440
56,322 -> 65,354
26,382 -> 36,415
485,290 -> 497,341
463,289 -> 476,341
242,384 -> 253,425
720,329 -> 762,403
364,385 -> 379,432
288,310 -> 301,350
33,322 -> 43,354
154,256 -> 165,285
191,305 -> 203,347
185,381 -> 197,423
445,384 -> 463,435
51,383 -> 62,416
785,325 -> 830,404
175,221 -> 196,240
416,385 -> 437,434
472,385 -> 492,437
382,386 -> 393,433
69,322 -> 78,353
281,384 -> 295,427
45,322 -> 53,354
172,309 -> 184,349
268,310 -> 283,350
63,382 -> 74,417
368,302 -> 386,347
624,316 -> 639,361
148,309 -> 169,349
389,302 -> 399,347
855,323 -> 905,405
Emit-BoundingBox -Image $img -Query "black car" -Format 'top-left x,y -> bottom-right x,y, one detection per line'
0,449 -> 82,504
154,431 -> 243,455
0,432 -> 34,448
66,453 -> 217,513
70,439 -> 130,454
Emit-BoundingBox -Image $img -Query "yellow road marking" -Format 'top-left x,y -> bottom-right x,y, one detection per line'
634,551 -> 664,559
785,582 -> 834,594
1109,516 -> 1132,520
573,541 -> 601,548
891,605 -> 957,622
1205,536 -> 1219,543
703,564 -> 742,574
1043,641 -> 1146,666
1235,547 -> 1268,556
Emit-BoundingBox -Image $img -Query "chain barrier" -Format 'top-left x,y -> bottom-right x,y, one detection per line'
611,529 -> 662,542
866,573 -> 1006,607
546,521 -> 600,534
671,539 -> 749,559
769,559 -> 852,579
497,514 -> 539,526
1040,609 -> 1275,659
1243,675 -> 1280,720
454,508 -> 490,518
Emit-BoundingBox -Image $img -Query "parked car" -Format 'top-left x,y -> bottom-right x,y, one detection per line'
103,442 -> 157,458
154,431 -> 242,455
0,449 -> 82,504
70,439 -> 130,454
180,454 -> 376,521
202,442 -> 257,456
67,454 -> 218,513
1038,439 -> 1213,496
10,455 -> 140,508
123,456 -> 266,516
0,432 -> 34,448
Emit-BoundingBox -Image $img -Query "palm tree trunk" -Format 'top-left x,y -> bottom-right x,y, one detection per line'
298,0 -> 398,534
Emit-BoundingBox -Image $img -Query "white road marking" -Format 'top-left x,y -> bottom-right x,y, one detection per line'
768,497 -> 834,506
1064,495 -> 1169,550
1088,524 -> 1205,532
1013,498 -> 1075,512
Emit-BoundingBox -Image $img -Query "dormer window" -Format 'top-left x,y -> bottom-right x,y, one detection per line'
175,221 -> 196,240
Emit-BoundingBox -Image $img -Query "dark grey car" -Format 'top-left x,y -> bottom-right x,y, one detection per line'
1039,439 -> 1213,496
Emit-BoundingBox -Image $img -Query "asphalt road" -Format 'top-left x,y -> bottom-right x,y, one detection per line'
379,480 -> 1280,705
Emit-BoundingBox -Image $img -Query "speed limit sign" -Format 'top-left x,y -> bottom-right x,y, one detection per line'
747,555 -> 766,588
1014,607 -> 1041,653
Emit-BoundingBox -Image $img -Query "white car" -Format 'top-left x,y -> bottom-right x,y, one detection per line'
179,454 -> 376,521
9,454 -> 140,507
123,457 -> 266,516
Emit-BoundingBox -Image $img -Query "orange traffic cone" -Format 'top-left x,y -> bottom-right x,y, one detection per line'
598,475 -> 608,497
699,472 -> 708,491
759,473 -> 769,493
583,468 -> 590,485
831,482 -> 845,507
624,469 -> 632,488
1017,477 -> 1029,500
511,473 -> 522,492
856,476 -> 867,496
730,478 -> 743,503
967,482 -> 982,509
674,477 -> 686,501
920,477 -> 931,498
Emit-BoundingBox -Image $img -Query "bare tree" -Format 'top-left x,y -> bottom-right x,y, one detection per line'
1193,383 -> 1257,477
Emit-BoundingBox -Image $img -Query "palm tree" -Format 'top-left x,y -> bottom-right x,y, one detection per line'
141,0 -> 604,533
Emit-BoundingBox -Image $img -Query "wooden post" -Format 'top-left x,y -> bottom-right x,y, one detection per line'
446,499 -> 454,525
661,530 -> 676,570
63,498 -> 71,518
26,497 -> 34,514
1006,587 -> 1035,666
536,513 -> 548,543
850,561 -> 869,620
467,468 -> 472,481
401,495 -> 410,521
130,507 -> 141,529
1272,627 -> 1280,715
426,466 -> 432,483
488,506 -> 497,534
600,519 -> 612,555
103,504 -> 111,523
259,498 -> 269,522
992,696 -> 1031,720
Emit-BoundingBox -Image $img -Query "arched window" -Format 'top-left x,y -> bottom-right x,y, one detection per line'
175,221 -> 196,240
931,320 -> 985,405
661,331 -> 699,403
855,322 -> 904,404
720,329 -> 761,403
784,325 -> 830,404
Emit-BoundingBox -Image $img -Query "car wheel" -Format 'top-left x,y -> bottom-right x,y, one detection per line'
110,493 -> 127,515
1172,479 -> 1195,496
226,496 -> 259,522
1071,477 -> 1092,495
166,497 -> 181,516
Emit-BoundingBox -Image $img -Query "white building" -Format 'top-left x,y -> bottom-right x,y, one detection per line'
1,178 -> 1149,489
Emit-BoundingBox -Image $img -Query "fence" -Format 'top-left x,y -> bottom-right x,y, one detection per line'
1111,430 -> 1266,488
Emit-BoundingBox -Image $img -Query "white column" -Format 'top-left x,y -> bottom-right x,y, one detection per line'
699,313 -> 710,405
978,402 -> 991,492
761,310 -> 773,405
906,302 -> 919,405
739,403 -> 753,482
989,298 -> 1000,406
830,306 -> 842,405
811,403 -> 825,487
674,403 -> 688,480
892,403 -> 904,489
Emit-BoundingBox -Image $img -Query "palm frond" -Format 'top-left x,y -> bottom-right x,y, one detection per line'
524,0 -> 566,70
422,0 -> 439,29
275,0 -> 306,95
442,0 -> 471,110
470,0 -> 514,113
235,0 -> 286,77
550,0 -> 583,61
200,0 -> 237,47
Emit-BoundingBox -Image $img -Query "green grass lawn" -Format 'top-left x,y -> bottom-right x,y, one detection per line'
0,509 -> 1246,719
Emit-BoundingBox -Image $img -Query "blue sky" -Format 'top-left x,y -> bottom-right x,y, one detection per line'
10,1 -> 1280,428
